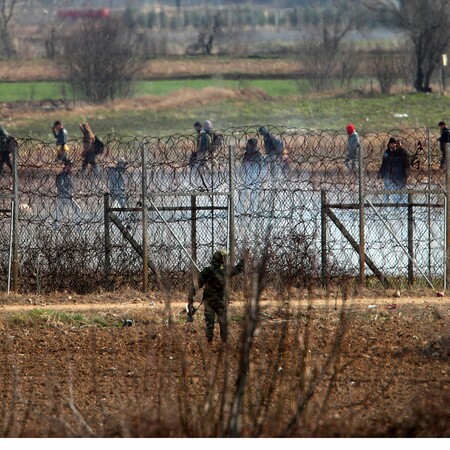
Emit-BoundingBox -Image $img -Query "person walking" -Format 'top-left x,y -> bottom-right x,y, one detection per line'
107,158 -> 127,209
190,121 -> 213,190
344,123 -> 360,171
52,121 -> 69,163
55,159 -> 81,221
188,250 -> 244,343
258,126 -> 285,177
242,137 -> 262,212
79,122 -> 99,175
437,121 -> 450,168
378,137 -> 411,203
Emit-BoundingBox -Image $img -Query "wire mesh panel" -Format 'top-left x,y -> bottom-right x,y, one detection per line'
2,127 -> 446,293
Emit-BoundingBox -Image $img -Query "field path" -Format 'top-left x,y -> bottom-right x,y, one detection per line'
0,295 -> 448,313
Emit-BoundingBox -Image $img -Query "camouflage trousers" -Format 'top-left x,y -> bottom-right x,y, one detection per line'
204,298 -> 227,342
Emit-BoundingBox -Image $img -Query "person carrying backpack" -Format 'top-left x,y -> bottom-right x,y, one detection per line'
259,126 -> 284,177
79,122 -> 100,175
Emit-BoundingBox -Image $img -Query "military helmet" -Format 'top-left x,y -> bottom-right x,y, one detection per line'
212,249 -> 227,264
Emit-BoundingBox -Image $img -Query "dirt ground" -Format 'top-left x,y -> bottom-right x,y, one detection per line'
0,288 -> 449,437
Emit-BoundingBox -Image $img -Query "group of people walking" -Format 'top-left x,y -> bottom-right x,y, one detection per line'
345,121 -> 450,203
0,120 -> 449,222
0,121 -> 128,222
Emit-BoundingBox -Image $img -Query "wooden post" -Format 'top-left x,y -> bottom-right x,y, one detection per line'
321,190 -> 328,288
141,144 -> 149,293
104,193 -> 111,289
407,192 -> 414,287
358,137 -> 365,286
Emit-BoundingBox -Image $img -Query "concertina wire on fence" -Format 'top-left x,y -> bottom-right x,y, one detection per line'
0,126 -> 445,293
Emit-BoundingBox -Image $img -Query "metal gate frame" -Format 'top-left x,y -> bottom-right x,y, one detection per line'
104,144 -> 236,292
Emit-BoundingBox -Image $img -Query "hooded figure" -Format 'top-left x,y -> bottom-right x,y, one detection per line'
344,123 -> 360,171
189,249 -> 244,343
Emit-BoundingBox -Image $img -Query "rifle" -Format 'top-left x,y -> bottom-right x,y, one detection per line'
186,297 -> 203,323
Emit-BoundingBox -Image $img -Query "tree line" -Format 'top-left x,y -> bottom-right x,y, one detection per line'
1,0 -> 450,101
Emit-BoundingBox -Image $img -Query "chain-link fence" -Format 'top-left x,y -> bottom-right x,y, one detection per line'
0,126 -> 446,293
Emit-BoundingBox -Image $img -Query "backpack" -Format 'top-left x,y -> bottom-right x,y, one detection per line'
93,135 -> 105,155
267,135 -> 283,156
274,138 -> 284,155
0,130 -> 8,152
211,131 -> 223,150
6,136 -> 18,153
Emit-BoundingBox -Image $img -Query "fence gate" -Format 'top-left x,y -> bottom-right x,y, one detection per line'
104,189 -> 234,292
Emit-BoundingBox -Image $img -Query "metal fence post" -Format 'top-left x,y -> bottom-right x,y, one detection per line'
321,190 -> 328,288
12,139 -> 19,291
358,138 -> 365,286
427,128 -> 432,280
104,193 -> 111,289
191,195 -> 197,293
408,192 -> 414,287
141,143 -> 149,293
228,145 -> 236,266
446,139 -> 450,290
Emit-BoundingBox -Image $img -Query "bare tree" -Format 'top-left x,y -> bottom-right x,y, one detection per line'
367,0 -> 450,92
298,0 -> 367,91
60,17 -> 142,103
186,12 -> 222,55
0,0 -> 17,56
370,48 -> 405,94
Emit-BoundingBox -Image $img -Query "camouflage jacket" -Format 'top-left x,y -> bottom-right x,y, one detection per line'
194,259 -> 244,302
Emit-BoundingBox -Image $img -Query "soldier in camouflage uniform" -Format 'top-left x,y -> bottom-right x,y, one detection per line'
189,249 -> 244,343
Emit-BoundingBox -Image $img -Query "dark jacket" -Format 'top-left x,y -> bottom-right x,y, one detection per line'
263,133 -> 283,158
197,259 -> 244,303
243,140 -> 262,164
54,128 -> 68,146
0,126 -> 9,151
198,130 -> 212,157
378,147 -> 410,183
438,127 -> 450,152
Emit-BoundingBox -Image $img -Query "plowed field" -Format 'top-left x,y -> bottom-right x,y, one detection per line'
0,289 -> 448,437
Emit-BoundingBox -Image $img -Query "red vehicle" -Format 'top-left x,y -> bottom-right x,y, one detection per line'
57,8 -> 110,20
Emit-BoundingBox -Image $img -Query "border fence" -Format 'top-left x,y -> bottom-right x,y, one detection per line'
0,126 -> 448,293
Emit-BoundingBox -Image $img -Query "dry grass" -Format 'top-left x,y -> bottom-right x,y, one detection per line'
1,86 -> 270,125
0,58 -> 299,82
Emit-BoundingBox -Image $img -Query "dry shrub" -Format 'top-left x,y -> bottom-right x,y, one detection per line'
383,392 -> 450,437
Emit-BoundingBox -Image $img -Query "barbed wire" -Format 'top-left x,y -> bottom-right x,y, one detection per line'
0,126 -> 445,293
